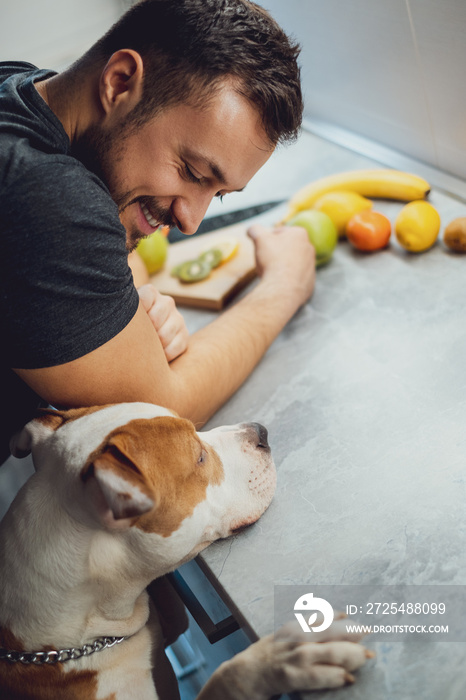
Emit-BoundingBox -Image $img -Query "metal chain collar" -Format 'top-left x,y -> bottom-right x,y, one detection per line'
0,635 -> 128,665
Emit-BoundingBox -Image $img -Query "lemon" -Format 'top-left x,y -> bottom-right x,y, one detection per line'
395,201 -> 440,253
202,236 -> 239,264
136,229 -> 169,274
313,190 -> 373,237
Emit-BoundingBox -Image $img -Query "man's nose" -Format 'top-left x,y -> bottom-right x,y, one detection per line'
172,193 -> 213,236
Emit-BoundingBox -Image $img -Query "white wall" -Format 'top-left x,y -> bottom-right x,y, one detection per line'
258,0 -> 466,181
0,0 -> 128,70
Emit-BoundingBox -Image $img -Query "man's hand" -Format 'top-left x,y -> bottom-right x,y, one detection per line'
248,224 -> 316,307
137,285 -> 189,362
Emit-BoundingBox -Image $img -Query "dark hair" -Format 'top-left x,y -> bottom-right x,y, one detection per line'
79,0 -> 303,146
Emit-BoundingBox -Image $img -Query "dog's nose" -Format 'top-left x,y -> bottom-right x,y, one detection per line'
249,422 -> 269,449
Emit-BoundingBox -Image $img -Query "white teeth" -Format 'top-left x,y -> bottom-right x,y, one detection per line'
140,202 -> 159,228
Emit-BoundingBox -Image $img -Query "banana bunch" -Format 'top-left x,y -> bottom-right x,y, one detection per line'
283,169 -> 431,222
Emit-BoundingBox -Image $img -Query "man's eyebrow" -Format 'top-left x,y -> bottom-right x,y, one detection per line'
185,150 -> 245,192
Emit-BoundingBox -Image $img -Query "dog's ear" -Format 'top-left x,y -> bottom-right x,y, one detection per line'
81,432 -> 155,529
10,410 -> 66,458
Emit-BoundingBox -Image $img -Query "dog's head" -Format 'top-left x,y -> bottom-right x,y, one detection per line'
10,403 -> 276,578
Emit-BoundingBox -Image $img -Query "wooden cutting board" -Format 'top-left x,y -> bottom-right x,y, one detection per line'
150,224 -> 257,310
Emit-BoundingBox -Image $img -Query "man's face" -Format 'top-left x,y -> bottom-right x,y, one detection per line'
79,85 -> 274,250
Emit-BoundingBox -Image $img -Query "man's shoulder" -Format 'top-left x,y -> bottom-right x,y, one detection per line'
0,61 -> 66,180
2,150 -> 105,191
0,61 -> 38,86
0,150 -> 112,222
0,147 -> 122,273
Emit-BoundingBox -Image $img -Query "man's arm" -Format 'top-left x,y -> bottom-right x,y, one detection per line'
14,226 -> 315,427
128,249 -> 150,288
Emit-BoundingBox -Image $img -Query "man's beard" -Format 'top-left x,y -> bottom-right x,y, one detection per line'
70,122 -> 174,251
120,195 -> 174,252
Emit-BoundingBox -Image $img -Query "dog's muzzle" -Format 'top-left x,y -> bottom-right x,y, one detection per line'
243,422 -> 270,451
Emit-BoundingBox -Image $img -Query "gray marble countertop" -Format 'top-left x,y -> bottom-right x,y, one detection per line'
180,129 -> 466,700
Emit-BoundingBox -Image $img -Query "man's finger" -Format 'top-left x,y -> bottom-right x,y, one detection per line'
247,224 -> 269,241
147,298 -> 174,332
163,333 -> 189,362
156,314 -> 184,347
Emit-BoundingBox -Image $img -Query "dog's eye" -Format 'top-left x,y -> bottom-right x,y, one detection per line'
197,449 -> 207,465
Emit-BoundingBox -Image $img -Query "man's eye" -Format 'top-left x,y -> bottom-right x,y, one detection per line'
184,164 -> 202,184
215,193 -> 225,202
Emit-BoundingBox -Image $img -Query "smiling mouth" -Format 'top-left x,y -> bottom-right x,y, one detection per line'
140,201 -> 161,229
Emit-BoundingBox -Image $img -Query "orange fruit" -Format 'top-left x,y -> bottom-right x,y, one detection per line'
346,210 -> 391,252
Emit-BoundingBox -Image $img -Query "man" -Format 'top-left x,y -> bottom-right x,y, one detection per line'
0,0 -> 315,462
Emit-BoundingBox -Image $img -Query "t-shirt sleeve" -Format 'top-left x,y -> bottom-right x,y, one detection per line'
0,158 -> 140,369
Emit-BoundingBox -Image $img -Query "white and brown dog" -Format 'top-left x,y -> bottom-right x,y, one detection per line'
0,403 -> 371,699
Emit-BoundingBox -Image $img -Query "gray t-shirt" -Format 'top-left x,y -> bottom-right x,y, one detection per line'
0,62 -> 139,461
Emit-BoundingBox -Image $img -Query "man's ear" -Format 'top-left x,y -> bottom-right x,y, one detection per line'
99,49 -> 144,118
81,433 -> 155,530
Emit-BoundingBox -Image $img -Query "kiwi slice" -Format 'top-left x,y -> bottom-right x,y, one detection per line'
170,263 -> 183,277
198,248 -> 223,268
176,258 -> 212,283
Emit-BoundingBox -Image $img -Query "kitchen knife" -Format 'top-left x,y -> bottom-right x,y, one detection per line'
167,199 -> 285,243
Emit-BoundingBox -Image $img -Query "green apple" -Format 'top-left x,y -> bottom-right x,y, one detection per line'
287,210 -> 338,267
136,229 -> 169,274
